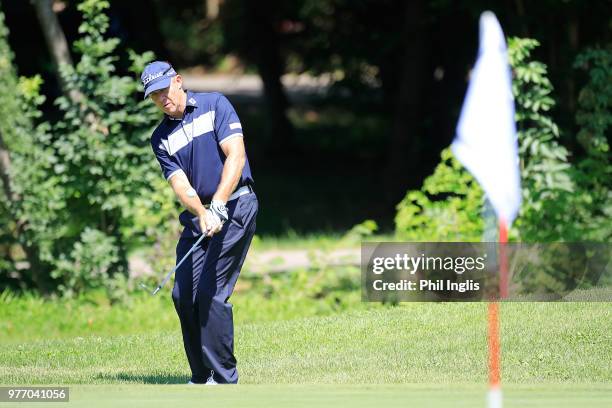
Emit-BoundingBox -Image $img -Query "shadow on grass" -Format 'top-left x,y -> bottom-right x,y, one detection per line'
96,373 -> 189,384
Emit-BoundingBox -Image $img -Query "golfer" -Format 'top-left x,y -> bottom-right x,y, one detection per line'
141,61 -> 258,384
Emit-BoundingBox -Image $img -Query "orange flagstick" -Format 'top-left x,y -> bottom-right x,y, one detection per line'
499,219 -> 509,299
449,11 -> 521,407
488,219 -> 508,408
488,302 -> 501,405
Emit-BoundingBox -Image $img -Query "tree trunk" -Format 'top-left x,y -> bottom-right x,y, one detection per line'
566,17 -> 579,114
31,0 -> 109,136
206,0 -> 220,20
31,0 -> 71,77
382,0 -> 429,203
31,0 -> 82,103
256,47 -> 294,150
245,0 -> 294,150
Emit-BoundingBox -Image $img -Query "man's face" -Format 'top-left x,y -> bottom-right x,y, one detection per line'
150,76 -> 184,117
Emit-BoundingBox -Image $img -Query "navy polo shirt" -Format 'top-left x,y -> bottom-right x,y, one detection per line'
150,91 -> 254,234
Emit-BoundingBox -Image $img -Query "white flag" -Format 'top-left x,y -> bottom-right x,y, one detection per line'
451,11 -> 521,225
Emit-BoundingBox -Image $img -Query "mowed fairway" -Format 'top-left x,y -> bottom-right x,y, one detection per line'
1,302 -> 610,407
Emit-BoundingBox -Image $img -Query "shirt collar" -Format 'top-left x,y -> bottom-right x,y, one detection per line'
165,91 -> 197,121
186,90 -> 198,108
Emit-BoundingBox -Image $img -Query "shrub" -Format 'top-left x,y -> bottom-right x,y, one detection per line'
52,228 -> 119,296
1,0 -> 179,297
396,38 -> 609,243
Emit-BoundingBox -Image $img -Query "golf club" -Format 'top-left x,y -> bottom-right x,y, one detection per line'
140,233 -> 206,295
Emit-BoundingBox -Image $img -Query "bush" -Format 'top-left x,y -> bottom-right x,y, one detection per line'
1,0 -> 179,297
509,38 -> 576,242
395,148 -> 484,241
52,228 -> 119,297
0,4 -> 56,292
396,38 -> 610,243
572,45 -> 612,241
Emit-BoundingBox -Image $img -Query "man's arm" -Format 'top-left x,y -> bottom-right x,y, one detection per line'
212,137 -> 246,203
168,138 -> 245,237
169,171 -> 206,217
169,171 -> 218,236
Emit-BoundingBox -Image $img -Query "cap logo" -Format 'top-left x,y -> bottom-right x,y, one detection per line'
143,71 -> 164,86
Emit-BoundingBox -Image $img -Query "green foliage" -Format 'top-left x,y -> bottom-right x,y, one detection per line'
511,39 -> 611,241
339,219 -> 378,245
1,0 -> 177,296
0,4 -> 17,283
53,0 -> 157,227
0,5 -> 23,143
572,45 -> 612,241
52,228 -> 119,296
0,263 -> 367,342
575,46 -> 612,158
0,2 -> 17,225
41,0 -> 168,294
0,4 -> 56,291
395,148 -> 484,241
508,38 -> 577,242
395,37 -> 610,244
508,38 -> 571,195
11,76 -> 62,263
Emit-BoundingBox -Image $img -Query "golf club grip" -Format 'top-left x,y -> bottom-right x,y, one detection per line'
158,234 -> 207,291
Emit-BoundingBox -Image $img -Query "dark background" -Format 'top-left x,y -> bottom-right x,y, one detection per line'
3,0 -> 610,235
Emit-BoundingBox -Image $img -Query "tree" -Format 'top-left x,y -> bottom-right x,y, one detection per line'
381,0 -> 429,202
2,0 -> 168,297
42,0 -> 161,296
221,0 -> 295,149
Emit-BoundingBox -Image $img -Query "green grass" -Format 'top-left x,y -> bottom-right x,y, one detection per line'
1,268 -> 610,407
1,303 -> 610,386
252,232 -> 348,250
249,232 -> 396,251
0,266 -> 369,341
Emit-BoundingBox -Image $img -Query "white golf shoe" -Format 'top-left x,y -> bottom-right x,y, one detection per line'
186,370 -> 218,385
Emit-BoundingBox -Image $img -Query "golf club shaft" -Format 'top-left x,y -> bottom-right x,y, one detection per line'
153,234 -> 206,294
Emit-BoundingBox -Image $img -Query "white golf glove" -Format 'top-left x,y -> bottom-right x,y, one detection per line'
210,200 -> 229,224
202,200 -> 228,236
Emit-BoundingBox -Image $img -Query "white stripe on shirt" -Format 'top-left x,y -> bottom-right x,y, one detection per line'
161,110 -> 216,156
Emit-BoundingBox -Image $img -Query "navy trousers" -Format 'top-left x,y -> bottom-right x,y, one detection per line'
171,192 -> 258,384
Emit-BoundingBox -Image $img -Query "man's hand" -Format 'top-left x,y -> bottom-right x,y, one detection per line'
200,209 -> 223,237
200,200 -> 228,237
